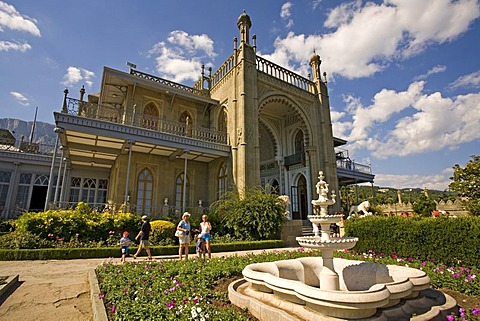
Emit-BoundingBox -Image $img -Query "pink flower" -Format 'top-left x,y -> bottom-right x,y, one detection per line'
111,306 -> 116,313
98,293 -> 105,300
446,315 -> 454,321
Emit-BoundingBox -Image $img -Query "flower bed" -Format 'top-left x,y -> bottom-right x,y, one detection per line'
96,248 -> 480,320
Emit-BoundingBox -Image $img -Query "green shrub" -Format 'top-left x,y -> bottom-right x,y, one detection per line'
345,216 -> 480,266
11,203 -> 141,244
0,240 -> 285,260
149,220 -> 176,245
211,188 -> 288,240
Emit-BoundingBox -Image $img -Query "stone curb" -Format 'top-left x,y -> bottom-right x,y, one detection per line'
88,269 -> 108,321
0,274 -> 19,298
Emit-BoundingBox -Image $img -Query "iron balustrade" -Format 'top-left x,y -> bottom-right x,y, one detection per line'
65,98 -> 228,144
284,152 -> 306,167
256,56 -> 315,93
0,138 -> 55,155
336,159 -> 372,174
130,69 -> 209,97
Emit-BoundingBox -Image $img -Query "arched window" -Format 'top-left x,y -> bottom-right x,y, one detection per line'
218,163 -> 227,200
137,168 -> 153,214
270,179 -> 279,195
175,173 -> 189,210
294,130 -> 305,154
180,111 -> 193,136
81,178 -> 96,203
143,103 -> 159,130
218,108 -> 227,133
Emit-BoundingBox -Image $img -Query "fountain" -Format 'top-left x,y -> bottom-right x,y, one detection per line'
229,171 -> 458,320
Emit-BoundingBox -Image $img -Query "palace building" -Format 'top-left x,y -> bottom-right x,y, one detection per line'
0,12 -> 374,224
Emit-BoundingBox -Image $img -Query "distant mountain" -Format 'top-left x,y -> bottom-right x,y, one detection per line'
0,118 -> 56,145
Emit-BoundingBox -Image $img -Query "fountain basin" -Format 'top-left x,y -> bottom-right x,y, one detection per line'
241,256 -> 432,319
307,214 -> 344,225
296,236 -> 358,250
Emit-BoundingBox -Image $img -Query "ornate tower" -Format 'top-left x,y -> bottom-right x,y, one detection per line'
231,11 -> 261,192
310,52 -> 340,210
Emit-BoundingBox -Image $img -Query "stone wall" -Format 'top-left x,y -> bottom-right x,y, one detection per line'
376,199 -> 470,216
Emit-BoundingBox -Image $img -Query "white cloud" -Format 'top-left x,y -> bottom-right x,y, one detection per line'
148,30 -> 217,83
0,1 -> 40,36
10,91 -> 29,106
450,70 -> 480,89
414,65 -> 447,81
263,0 -> 480,79
280,2 -> 292,18
0,40 -> 30,52
61,66 -> 95,87
374,168 -> 453,190
280,2 -> 294,28
312,0 -> 322,10
333,81 -> 480,159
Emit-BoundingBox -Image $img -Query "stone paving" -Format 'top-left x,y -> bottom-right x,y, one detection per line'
0,248 -> 297,321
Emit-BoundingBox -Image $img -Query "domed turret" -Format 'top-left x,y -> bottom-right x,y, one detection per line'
309,51 -> 322,82
237,10 -> 252,44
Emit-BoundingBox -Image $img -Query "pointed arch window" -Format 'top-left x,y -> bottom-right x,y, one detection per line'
137,168 -> 153,214
294,130 -> 305,154
180,111 -> 193,136
218,108 -> 227,133
175,173 -> 189,209
218,163 -> 227,200
143,103 -> 159,130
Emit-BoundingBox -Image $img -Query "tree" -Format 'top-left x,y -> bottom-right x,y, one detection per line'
449,155 -> 480,216
412,192 -> 436,217
210,188 -> 288,240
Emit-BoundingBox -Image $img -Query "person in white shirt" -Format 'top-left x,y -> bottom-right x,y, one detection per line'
199,214 -> 212,259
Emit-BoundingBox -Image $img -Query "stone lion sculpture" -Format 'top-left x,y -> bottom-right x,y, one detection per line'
348,200 -> 372,216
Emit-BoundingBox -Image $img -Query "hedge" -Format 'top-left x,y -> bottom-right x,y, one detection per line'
345,216 -> 480,266
0,240 -> 285,261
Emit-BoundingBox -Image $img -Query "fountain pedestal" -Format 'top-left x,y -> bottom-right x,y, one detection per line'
230,171 -> 458,320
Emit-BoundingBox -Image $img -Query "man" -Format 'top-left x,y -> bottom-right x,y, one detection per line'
133,215 -> 152,260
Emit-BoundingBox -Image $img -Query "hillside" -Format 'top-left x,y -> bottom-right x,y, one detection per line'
0,118 -> 56,146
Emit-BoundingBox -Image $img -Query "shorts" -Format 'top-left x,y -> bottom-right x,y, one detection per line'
121,246 -> 129,255
139,240 -> 149,248
178,235 -> 190,245
202,233 -> 211,241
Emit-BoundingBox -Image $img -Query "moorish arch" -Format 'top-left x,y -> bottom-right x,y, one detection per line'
258,94 -> 312,147
258,119 -> 279,162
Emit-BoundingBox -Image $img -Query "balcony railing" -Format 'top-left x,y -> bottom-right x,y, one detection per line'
65,98 -> 229,144
284,152 -> 305,167
130,69 -> 209,97
256,56 -> 315,93
336,158 -> 372,174
0,138 -> 55,155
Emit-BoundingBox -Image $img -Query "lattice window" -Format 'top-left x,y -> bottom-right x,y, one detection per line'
142,103 -> 159,130
218,163 -> 227,200
34,174 -> 49,186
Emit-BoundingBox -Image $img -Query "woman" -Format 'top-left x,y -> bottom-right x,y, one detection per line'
199,214 -> 212,259
177,212 -> 191,260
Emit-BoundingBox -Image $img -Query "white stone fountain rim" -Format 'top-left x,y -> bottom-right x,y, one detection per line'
242,257 -> 431,305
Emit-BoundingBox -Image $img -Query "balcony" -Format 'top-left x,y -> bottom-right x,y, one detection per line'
335,150 -> 374,185
63,97 -> 228,145
284,152 -> 305,168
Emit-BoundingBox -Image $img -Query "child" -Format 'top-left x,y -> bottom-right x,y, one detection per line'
120,231 -> 132,263
195,233 -> 205,258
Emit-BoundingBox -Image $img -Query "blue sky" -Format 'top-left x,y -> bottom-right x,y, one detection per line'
1,0 -> 479,191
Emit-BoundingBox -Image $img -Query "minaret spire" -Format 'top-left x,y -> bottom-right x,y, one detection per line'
237,10 -> 252,44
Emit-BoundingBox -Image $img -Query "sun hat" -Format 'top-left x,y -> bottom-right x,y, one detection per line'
182,212 -> 191,219
141,215 -> 148,220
